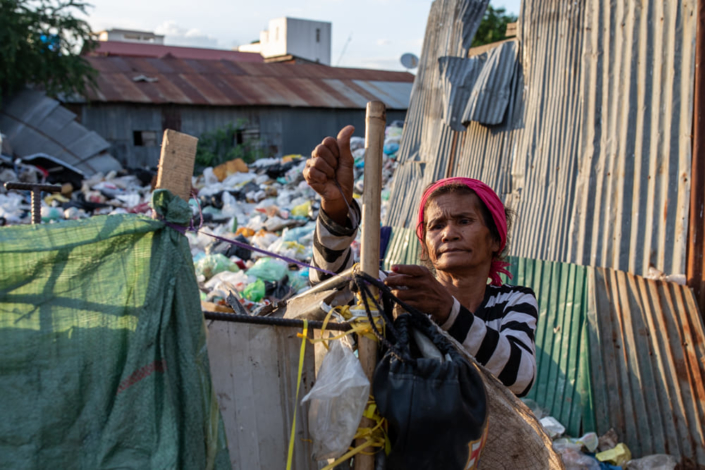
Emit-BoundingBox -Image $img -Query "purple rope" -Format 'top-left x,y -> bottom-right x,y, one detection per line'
162,220 -> 339,278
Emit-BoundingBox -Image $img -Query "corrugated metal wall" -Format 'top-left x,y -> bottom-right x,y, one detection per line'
588,267 -> 705,464
79,104 -> 405,167
386,0 -> 697,278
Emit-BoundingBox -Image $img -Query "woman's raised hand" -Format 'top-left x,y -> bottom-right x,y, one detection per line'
384,264 -> 455,325
303,125 -> 356,226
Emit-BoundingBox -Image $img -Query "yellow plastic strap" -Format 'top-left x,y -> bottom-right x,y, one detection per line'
286,319 -> 308,470
321,398 -> 388,469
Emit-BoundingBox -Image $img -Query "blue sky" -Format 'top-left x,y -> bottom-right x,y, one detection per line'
82,0 -> 521,71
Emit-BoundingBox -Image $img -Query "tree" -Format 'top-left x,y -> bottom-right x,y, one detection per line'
471,5 -> 518,48
0,0 -> 97,104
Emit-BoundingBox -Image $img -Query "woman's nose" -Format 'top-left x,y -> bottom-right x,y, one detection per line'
441,224 -> 460,241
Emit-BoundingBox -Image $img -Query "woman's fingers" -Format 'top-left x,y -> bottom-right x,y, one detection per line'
303,166 -> 329,186
306,155 -> 336,179
390,264 -> 430,277
320,136 -> 341,159
312,143 -> 339,170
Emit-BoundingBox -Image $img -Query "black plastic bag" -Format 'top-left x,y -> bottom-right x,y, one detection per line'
373,313 -> 488,470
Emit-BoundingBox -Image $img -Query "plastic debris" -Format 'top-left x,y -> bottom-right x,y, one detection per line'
596,443 -> 632,467
1,125 -> 404,314
540,416 -> 566,439
625,454 -> 678,470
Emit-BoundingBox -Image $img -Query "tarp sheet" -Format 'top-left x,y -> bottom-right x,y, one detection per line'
0,190 -> 230,469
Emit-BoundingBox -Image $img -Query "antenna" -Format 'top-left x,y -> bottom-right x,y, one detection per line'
400,53 -> 419,70
336,32 -> 353,66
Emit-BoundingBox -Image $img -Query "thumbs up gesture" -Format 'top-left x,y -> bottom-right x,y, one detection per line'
303,125 -> 356,225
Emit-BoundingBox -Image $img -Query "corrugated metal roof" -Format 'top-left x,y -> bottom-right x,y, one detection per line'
0,90 -> 121,175
588,267 -> 705,463
386,0 -> 697,278
90,40 -> 264,62
80,57 -> 415,110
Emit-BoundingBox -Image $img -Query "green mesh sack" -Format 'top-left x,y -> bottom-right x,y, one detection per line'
0,190 -> 230,469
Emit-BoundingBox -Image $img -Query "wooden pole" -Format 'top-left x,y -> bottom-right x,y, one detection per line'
355,101 -> 386,470
155,129 -> 199,202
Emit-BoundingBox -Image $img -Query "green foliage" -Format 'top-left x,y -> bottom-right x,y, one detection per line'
471,5 -> 518,48
0,0 -> 98,103
194,120 -> 266,174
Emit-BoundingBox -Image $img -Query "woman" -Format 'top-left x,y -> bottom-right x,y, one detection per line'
303,126 -> 537,396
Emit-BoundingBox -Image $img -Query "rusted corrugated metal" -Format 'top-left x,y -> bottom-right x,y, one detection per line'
386,0 -> 697,279
89,40 -> 265,62
81,57 -> 414,110
687,0 -> 705,316
588,268 -> 705,464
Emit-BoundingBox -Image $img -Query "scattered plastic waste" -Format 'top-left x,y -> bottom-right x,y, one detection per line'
1,125 -> 403,313
596,443 -> 632,467
539,416 -> 565,439
625,454 -> 678,470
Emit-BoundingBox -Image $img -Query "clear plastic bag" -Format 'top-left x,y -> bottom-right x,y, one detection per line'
625,454 -> 678,470
301,338 -> 370,461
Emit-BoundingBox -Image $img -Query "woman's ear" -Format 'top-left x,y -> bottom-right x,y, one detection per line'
491,236 -> 501,256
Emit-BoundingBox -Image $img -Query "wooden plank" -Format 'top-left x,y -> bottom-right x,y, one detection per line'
206,321 -> 317,470
155,129 -> 198,202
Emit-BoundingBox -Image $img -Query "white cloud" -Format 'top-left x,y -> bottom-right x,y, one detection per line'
155,21 -> 220,48
376,38 -> 391,46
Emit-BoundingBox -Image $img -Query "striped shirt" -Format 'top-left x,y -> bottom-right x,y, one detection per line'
310,201 -> 537,396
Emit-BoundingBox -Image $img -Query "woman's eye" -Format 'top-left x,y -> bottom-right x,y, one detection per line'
459,218 -> 471,225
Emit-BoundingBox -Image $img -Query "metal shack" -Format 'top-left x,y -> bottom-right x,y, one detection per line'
65,57 -> 413,168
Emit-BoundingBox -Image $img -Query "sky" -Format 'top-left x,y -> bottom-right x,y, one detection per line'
80,0 -> 521,71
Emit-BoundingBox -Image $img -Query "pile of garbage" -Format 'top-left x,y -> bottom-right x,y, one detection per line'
1,123 -> 405,314
525,400 -> 680,470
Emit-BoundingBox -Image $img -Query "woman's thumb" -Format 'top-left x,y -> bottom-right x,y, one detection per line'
336,125 -> 355,165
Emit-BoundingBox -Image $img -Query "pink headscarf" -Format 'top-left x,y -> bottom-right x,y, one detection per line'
416,177 -> 512,286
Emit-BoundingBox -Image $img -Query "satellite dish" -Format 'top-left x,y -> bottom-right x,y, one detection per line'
400,53 -> 419,70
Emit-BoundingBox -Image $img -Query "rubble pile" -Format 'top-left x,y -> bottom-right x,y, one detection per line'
0,123 -> 404,314
524,400 -> 680,470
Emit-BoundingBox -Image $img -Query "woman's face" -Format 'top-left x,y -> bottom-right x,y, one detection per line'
424,192 -> 500,276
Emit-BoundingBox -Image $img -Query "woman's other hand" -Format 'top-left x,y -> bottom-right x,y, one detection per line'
384,264 -> 455,324
303,125 -> 355,226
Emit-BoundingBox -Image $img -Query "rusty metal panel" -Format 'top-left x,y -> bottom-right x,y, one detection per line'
0,90 -> 118,175
386,0 -> 697,279
588,268 -> 705,464
81,57 -> 415,110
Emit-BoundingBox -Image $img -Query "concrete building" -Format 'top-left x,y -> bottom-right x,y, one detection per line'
97,29 -> 164,44
259,18 -> 332,65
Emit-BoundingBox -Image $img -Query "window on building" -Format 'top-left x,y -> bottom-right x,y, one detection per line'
133,131 -> 158,147
275,27 -> 279,41
316,28 -> 321,43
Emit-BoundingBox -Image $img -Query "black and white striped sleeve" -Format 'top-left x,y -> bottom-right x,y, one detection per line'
309,200 -> 361,285
440,287 -> 538,396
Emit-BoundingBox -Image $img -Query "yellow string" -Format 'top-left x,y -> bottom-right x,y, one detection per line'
320,396 -> 389,470
286,319 -> 308,470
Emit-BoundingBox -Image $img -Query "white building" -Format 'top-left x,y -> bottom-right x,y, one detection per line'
258,18 -> 331,65
97,29 -> 164,44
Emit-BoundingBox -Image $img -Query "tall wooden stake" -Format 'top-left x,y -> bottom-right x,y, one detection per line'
155,129 -> 199,202
355,101 -> 386,470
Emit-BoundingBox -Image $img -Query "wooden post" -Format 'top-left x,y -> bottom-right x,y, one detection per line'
355,101 -> 386,470
155,129 -> 199,202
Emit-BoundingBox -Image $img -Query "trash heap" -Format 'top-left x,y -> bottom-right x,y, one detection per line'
525,400 -> 680,470
190,122 -> 403,314
1,123 -> 405,314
